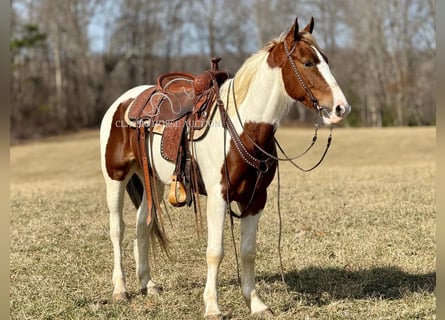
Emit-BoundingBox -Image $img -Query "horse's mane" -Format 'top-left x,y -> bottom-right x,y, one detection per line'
228,33 -> 286,109
232,50 -> 269,106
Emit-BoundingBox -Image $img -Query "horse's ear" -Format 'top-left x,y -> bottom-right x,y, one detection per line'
292,16 -> 300,41
304,17 -> 315,34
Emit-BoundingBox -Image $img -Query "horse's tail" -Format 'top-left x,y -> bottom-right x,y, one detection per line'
126,173 -> 144,208
126,174 -> 170,256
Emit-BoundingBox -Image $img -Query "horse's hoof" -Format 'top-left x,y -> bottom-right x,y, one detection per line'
141,280 -> 159,296
253,308 -> 274,318
113,291 -> 129,301
141,286 -> 159,296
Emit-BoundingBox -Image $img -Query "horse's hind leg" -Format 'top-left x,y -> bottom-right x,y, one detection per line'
134,178 -> 164,296
134,193 -> 158,296
105,178 -> 129,301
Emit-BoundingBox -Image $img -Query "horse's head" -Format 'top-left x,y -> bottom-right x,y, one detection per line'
267,17 -> 351,125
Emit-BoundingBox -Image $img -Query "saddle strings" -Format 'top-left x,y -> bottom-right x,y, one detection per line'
189,130 -> 205,238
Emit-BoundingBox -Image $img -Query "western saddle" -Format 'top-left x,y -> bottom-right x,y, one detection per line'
125,57 -> 229,226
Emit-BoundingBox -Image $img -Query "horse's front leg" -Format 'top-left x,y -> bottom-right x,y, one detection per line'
240,211 -> 273,316
203,189 -> 226,318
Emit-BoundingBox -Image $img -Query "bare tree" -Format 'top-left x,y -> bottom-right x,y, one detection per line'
10,0 -> 436,140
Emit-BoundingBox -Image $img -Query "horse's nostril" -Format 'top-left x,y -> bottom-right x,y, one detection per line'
335,105 -> 344,117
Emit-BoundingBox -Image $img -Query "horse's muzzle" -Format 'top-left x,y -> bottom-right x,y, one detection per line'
322,104 -> 351,125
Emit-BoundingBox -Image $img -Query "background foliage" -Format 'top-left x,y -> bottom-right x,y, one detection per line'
10,0 -> 436,140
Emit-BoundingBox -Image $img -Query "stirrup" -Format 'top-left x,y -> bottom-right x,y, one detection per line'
168,175 -> 187,207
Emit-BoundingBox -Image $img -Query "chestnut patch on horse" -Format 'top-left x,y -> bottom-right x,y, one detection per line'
220,122 -> 277,216
105,100 -> 139,181
267,33 -> 332,109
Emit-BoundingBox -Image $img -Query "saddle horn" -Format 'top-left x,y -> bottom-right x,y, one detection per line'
211,56 -> 221,70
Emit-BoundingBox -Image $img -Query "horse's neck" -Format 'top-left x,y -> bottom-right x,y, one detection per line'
235,60 -> 292,126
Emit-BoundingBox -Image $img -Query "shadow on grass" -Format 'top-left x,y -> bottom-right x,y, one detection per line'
261,266 -> 435,304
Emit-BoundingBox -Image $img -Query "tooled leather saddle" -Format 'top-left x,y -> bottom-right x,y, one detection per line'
125,57 -> 229,225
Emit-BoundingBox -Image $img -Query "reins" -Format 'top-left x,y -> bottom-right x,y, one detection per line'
216,42 -> 335,287
228,78 -> 333,172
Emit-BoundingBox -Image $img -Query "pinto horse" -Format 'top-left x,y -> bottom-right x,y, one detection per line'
100,17 -> 350,318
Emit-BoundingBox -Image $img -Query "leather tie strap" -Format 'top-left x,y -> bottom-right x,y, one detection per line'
137,125 -> 155,226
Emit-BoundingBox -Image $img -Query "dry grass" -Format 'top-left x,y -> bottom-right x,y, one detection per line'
10,127 -> 436,319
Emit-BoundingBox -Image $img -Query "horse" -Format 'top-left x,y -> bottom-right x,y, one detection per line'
100,17 -> 350,318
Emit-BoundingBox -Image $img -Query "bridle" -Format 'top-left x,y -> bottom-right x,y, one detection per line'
227,78 -> 332,172
213,35 -> 334,214
283,37 -> 329,119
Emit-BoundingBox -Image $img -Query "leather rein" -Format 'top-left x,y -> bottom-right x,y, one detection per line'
214,53 -> 333,217
200,39 -> 333,218
215,38 -> 333,178
214,38 -> 334,285
228,76 -> 332,172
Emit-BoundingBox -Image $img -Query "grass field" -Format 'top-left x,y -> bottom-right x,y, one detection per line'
10,127 -> 436,319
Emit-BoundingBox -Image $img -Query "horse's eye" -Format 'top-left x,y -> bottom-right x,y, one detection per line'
303,61 -> 315,68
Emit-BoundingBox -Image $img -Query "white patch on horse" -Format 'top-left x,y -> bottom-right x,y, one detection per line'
231,56 -> 293,126
312,45 -> 350,122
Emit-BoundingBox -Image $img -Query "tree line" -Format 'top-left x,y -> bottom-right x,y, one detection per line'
10,0 -> 436,140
